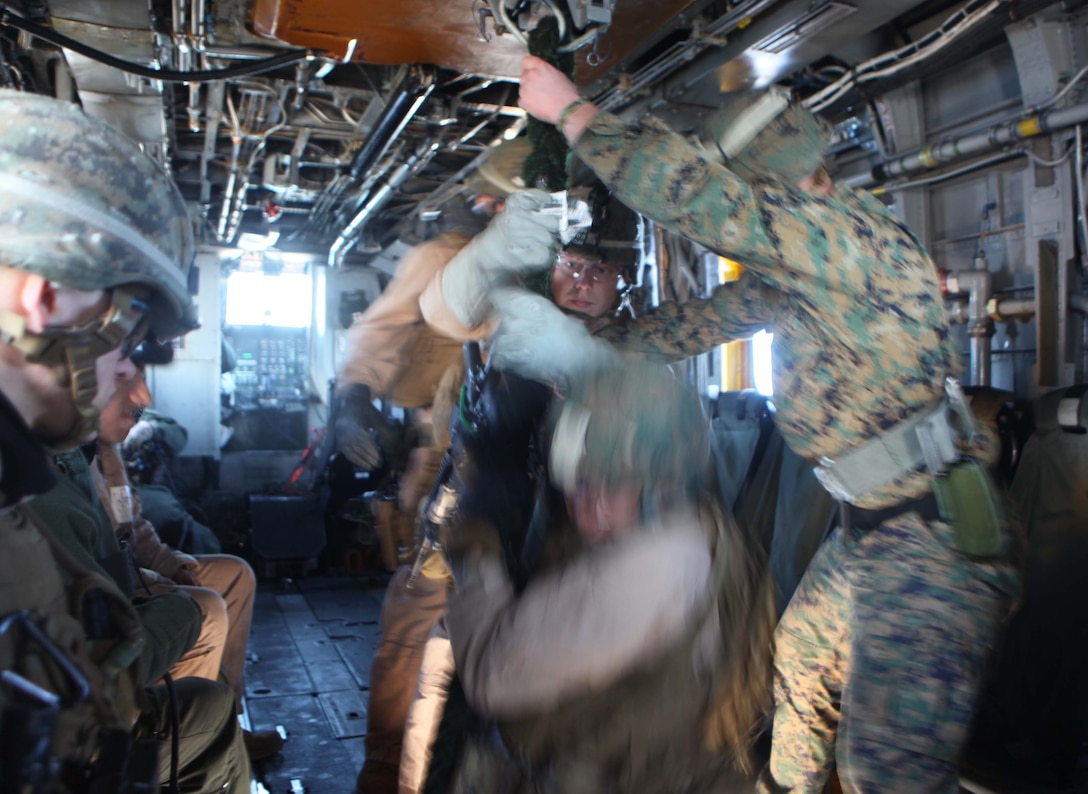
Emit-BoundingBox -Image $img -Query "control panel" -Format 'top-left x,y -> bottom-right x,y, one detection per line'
228,326 -> 310,410
223,327 -> 312,451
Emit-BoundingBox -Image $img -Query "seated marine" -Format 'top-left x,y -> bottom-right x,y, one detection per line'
93,360 -> 284,760
0,88 -> 249,793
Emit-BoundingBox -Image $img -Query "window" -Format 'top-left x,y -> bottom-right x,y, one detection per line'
752,330 -> 774,396
225,271 -> 313,328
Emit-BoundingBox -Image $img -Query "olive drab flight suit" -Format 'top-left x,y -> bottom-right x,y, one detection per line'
93,441 -> 258,707
571,111 -> 1019,792
25,449 -> 204,686
0,393 -> 250,794
0,394 -> 143,788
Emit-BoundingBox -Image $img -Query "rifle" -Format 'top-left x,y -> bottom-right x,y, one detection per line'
0,611 -> 158,794
406,342 -> 487,589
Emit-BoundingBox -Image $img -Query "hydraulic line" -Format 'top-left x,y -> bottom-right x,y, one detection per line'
871,102 -> 1088,182
0,6 -> 310,82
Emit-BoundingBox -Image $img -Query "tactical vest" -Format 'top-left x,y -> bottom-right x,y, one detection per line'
498,503 -> 772,794
0,503 -> 144,790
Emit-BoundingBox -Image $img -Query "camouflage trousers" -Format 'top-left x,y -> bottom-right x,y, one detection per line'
757,513 -> 1016,794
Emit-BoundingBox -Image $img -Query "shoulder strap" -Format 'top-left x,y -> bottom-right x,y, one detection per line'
92,442 -> 136,539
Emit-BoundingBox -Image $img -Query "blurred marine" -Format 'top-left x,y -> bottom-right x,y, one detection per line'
518,56 -> 1019,793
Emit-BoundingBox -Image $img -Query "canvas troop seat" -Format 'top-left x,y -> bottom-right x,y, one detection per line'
969,384 -> 1088,785
709,391 -> 836,614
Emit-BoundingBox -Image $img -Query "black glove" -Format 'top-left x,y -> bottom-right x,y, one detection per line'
448,369 -> 553,587
334,384 -> 386,471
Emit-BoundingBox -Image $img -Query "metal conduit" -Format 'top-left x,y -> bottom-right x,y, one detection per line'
348,74 -> 435,182
329,142 -> 439,267
874,101 -> 1088,181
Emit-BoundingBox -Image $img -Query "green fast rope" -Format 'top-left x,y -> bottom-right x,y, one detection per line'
521,16 -> 573,192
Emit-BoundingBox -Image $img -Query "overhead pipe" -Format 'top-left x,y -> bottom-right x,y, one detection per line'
216,135 -> 243,240
171,0 -> 192,72
988,298 -> 1036,319
188,0 -> 206,132
348,72 -> 435,183
172,0 -> 207,131
0,9 -> 310,82
943,256 -> 994,387
873,101 -> 1088,182
198,79 -> 225,204
203,45 -> 284,60
329,141 -> 440,267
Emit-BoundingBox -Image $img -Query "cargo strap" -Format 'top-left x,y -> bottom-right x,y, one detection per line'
814,377 -> 976,504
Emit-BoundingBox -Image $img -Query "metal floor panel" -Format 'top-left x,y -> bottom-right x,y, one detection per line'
246,576 -> 390,793
247,692 -> 365,792
332,634 -> 379,691
318,689 -> 370,739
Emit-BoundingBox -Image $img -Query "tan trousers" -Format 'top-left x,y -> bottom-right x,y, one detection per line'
356,563 -> 449,793
399,616 -> 455,794
158,554 -> 256,705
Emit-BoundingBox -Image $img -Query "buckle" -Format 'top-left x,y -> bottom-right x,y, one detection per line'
813,457 -> 856,502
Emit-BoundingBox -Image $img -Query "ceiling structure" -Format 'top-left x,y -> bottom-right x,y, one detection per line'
0,0 -> 1076,264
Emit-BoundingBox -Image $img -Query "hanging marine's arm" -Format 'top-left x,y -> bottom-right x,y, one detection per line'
419,189 -> 561,341
592,270 -> 776,361
521,55 -> 887,294
574,113 -> 782,264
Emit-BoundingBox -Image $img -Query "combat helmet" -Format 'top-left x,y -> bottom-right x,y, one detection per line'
540,180 -> 642,317
0,89 -> 198,445
0,90 -> 197,338
549,362 -> 709,493
564,181 -> 642,274
702,87 -> 832,184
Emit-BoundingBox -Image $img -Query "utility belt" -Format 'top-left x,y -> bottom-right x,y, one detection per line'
816,378 -> 1007,558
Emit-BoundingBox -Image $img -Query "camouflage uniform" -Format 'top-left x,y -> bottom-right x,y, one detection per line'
572,110 -> 1019,792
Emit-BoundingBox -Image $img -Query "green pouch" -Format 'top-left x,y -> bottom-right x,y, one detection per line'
932,461 -> 1007,559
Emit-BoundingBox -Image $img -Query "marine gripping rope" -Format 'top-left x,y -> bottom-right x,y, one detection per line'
521,16 -> 574,191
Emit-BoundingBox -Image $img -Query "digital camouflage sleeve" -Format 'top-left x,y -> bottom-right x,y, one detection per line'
579,111 -> 960,505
